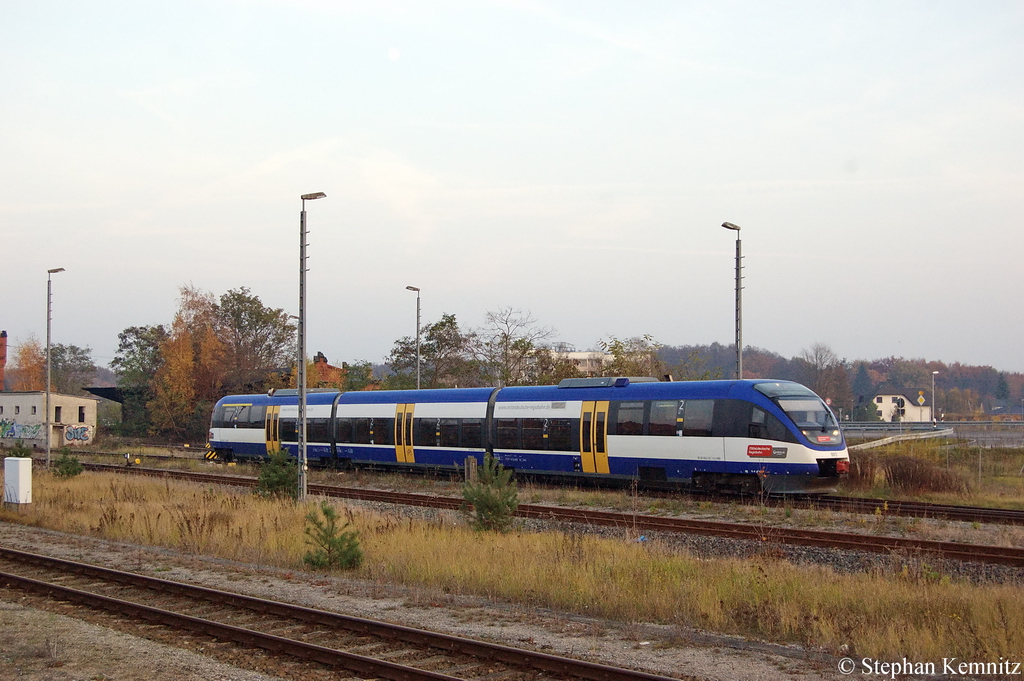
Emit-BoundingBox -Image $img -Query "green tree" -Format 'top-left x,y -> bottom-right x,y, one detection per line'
600,335 -> 664,378
303,502 -> 363,570
385,314 -> 483,388
342,361 -> 376,391
530,347 -> 585,385
255,449 -> 298,499
50,344 -> 97,395
462,453 -> 519,532
217,287 -> 296,393
996,373 -> 1010,400
111,325 -> 169,388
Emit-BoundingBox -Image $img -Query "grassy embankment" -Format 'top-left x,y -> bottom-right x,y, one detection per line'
1,469 -> 1022,662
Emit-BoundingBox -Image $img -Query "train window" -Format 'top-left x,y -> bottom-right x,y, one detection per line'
416,418 -> 438,447
375,417 -> 395,445
352,418 -> 372,444
280,418 -> 297,442
613,401 -> 645,436
649,401 -> 680,436
461,419 -> 483,448
336,418 -> 353,443
308,418 -> 331,443
548,418 -> 574,451
713,399 -> 751,438
582,412 -> 592,451
439,419 -> 460,448
496,419 -> 519,449
595,412 -> 606,453
681,400 -> 714,436
522,418 -> 545,450
248,405 -> 266,428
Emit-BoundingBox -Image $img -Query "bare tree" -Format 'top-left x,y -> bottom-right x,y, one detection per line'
475,307 -> 554,386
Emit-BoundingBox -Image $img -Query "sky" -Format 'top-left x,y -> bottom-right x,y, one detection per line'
2,1 -> 1023,374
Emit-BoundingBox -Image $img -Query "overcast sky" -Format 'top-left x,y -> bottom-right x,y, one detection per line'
3,1 -> 1023,374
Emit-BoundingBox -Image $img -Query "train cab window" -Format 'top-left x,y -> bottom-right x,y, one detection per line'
248,405 -> 266,428
496,419 -> 519,449
439,419 -> 460,448
352,418 -> 372,444
649,401 -> 680,436
680,400 -> 714,436
548,418 -> 574,451
416,418 -> 438,447
374,417 -> 395,445
336,418 -> 353,443
522,418 -> 545,450
461,419 -> 483,448
751,407 -> 791,441
613,402 -> 645,436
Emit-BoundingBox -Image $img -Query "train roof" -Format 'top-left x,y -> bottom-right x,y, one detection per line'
214,379 -> 813,407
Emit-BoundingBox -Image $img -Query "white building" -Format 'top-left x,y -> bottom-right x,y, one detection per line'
872,392 -> 933,422
0,391 -> 99,449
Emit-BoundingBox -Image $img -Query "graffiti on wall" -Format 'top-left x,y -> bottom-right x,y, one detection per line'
64,425 -> 91,443
0,419 -> 42,440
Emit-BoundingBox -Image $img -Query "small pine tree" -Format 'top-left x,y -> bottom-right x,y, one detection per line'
255,449 -> 298,499
462,453 -> 519,532
53,449 -> 84,478
303,502 -> 363,570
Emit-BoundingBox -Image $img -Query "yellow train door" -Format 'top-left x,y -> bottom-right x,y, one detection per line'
395,404 -> 416,463
265,405 -> 281,456
579,401 -> 610,474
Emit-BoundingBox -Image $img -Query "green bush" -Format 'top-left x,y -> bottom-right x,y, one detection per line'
7,440 -> 32,458
53,450 -> 84,478
255,449 -> 298,499
462,452 -> 519,532
303,501 -> 363,570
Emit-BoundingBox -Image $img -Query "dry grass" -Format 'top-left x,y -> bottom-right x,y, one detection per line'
2,471 -> 1023,661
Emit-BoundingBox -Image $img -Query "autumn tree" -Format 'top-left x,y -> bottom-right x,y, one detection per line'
8,336 -> 45,391
148,286 -> 226,439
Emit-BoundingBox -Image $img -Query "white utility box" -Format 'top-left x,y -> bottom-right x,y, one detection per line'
3,457 -> 32,504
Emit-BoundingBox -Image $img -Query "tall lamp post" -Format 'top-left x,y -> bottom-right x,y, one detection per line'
298,192 -> 326,502
405,286 -> 421,389
45,267 -> 65,468
931,370 -> 939,426
721,222 -> 743,379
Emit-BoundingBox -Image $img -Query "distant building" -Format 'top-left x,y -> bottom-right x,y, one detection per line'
0,391 -> 100,449
872,391 -> 933,422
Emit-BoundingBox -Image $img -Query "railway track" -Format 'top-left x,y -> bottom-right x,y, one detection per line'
78,463 -> 1024,567
0,547 -> 683,681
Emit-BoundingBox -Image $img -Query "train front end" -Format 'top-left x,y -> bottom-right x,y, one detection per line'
749,381 -> 850,494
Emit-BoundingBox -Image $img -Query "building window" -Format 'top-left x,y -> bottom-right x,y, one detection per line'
54,406 -> 62,423
79,406 -> 86,422
875,397 -> 882,404
0,406 -> 3,414
32,406 -> 37,415
15,406 -> 19,415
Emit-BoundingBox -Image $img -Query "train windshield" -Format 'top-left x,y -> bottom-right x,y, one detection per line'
753,381 -> 840,438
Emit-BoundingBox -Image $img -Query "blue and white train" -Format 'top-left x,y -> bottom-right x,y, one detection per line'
207,378 -> 849,494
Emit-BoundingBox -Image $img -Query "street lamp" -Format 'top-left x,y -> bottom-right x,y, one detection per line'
297,192 -> 326,502
405,286 -> 421,389
931,371 -> 939,426
45,267 -> 65,468
721,222 -> 743,379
